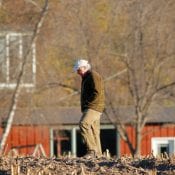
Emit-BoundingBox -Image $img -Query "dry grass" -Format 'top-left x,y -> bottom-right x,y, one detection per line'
0,154 -> 174,175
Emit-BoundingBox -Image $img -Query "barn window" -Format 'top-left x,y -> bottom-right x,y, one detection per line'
53,129 -> 71,157
151,137 -> 175,156
0,32 -> 36,89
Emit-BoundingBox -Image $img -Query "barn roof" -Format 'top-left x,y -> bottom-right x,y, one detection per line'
0,106 -> 175,126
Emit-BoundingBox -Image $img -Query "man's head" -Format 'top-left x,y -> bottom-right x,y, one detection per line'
74,59 -> 91,76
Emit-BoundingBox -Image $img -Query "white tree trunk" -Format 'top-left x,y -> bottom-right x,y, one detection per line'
0,0 -> 49,154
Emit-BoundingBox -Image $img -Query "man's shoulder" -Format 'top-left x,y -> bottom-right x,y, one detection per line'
85,70 -> 103,81
91,70 -> 104,80
91,70 -> 101,77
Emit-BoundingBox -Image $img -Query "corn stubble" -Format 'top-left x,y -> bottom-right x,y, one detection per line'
0,153 -> 174,175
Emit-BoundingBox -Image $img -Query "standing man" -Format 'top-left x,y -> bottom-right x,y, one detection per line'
74,59 -> 105,158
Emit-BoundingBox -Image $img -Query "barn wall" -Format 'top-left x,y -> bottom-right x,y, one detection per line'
0,124 -> 174,157
120,124 -> 175,156
0,125 -> 50,156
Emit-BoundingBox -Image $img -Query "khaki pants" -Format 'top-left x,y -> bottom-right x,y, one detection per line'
79,109 -> 102,156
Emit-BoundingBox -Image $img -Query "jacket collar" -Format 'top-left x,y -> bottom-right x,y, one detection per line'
82,70 -> 91,79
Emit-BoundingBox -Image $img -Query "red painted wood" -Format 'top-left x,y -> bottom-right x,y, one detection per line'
11,126 -> 19,147
0,125 -> 50,156
26,126 -> 35,155
120,124 -> 175,156
0,124 -> 174,156
167,126 -> 175,136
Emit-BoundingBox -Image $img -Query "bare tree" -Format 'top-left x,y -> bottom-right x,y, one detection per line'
106,0 -> 175,156
0,0 -> 49,154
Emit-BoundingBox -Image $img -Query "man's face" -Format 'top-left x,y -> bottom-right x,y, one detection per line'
77,66 -> 86,76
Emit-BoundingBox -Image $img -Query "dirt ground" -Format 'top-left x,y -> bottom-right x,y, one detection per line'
0,155 -> 174,175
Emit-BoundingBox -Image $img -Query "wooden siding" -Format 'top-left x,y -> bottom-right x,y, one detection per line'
120,124 -> 175,155
0,124 -> 174,156
0,126 -> 50,156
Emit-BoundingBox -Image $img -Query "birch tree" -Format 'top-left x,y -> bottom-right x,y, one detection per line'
0,0 -> 49,154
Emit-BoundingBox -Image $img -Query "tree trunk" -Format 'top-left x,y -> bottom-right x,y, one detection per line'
0,0 -> 49,154
134,126 -> 142,157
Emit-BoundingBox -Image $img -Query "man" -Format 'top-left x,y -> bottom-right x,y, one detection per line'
74,59 -> 105,158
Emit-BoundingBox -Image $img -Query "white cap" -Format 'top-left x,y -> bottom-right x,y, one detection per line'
73,59 -> 91,71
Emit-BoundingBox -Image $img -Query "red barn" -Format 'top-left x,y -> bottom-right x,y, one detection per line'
0,107 -> 175,157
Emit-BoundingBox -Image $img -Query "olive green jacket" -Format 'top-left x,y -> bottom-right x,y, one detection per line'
81,70 -> 105,113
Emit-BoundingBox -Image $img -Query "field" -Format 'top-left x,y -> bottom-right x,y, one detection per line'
0,154 -> 175,175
